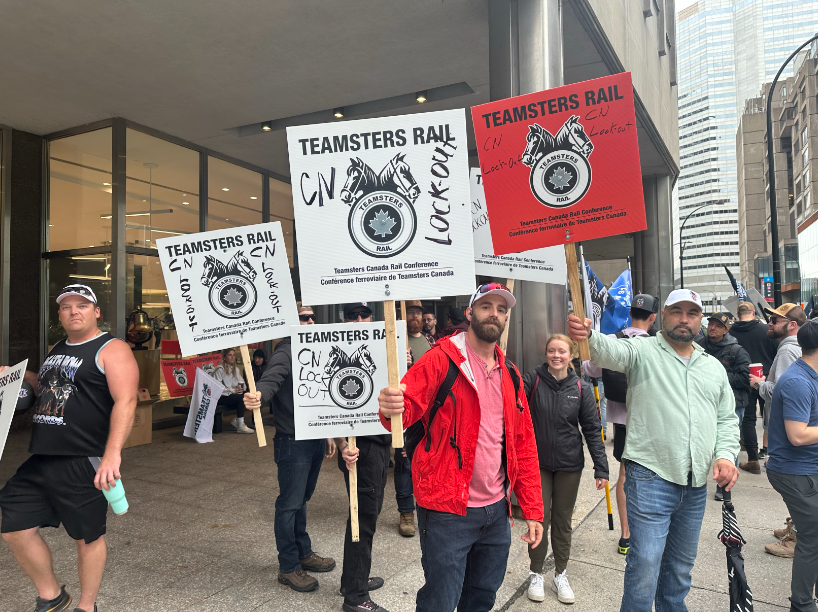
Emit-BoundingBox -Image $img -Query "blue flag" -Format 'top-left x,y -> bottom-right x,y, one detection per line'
601,270 -> 632,334
583,258 -> 608,331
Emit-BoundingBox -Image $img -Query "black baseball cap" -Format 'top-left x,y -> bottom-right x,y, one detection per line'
343,302 -> 372,319
448,307 -> 466,324
707,312 -> 733,329
630,294 -> 659,314
798,319 -> 818,350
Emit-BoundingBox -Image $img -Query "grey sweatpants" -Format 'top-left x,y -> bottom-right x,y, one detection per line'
528,468 -> 583,574
767,468 -> 818,611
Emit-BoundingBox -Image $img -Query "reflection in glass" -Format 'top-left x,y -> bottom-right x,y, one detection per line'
208,157 -> 262,231
126,129 -> 199,248
48,128 -> 112,251
271,177 -> 295,267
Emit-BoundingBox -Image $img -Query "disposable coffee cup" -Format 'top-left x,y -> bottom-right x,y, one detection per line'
102,479 -> 129,515
750,363 -> 763,378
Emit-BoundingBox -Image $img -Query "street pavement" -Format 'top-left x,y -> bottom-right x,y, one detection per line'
0,415 -> 796,611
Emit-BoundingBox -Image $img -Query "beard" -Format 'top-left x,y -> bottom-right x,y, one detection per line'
422,322 -> 434,333
408,319 -> 423,334
767,326 -> 786,339
471,312 -> 505,343
664,322 -> 696,343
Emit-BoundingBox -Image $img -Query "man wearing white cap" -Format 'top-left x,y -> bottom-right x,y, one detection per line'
378,283 -> 543,612
0,285 -> 138,612
568,289 -> 740,612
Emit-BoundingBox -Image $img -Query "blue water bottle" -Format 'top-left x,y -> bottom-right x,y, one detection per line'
88,457 -> 129,515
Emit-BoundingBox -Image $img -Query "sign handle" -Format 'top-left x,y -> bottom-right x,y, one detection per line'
498,279 -> 515,354
564,243 -> 591,361
239,344 -> 267,448
383,300 -> 404,448
348,435 -> 360,542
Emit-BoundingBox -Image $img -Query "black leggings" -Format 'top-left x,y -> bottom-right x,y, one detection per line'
217,393 -> 246,418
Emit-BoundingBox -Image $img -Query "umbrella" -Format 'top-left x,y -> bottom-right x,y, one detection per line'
717,490 -> 753,612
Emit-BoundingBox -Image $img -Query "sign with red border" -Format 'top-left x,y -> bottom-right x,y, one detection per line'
161,352 -> 221,397
471,72 -> 645,255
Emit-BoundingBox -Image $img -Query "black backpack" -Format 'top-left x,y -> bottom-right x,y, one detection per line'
600,331 -> 629,402
404,354 -> 522,469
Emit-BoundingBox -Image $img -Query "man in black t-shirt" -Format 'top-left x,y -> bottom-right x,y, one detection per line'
0,285 -> 138,612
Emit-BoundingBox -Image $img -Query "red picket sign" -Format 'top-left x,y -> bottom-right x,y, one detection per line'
160,352 -> 221,397
471,72 -> 645,255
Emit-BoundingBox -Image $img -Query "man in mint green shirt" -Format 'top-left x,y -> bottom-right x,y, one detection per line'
568,288 -> 739,612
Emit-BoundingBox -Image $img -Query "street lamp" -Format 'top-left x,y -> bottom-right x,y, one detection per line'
679,201 -> 719,288
767,33 -> 818,307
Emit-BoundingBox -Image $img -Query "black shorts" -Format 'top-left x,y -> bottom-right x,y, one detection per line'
613,424 -> 627,463
0,455 -> 107,543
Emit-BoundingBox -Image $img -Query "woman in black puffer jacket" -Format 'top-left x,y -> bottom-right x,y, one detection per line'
523,334 -> 609,605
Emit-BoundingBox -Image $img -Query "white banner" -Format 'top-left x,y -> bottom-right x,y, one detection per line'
183,368 -> 225,443
470,169 -> 567,283
0,360 -> 29,461
293,321 -> 407,440
287,109 -> 475,305
157,222 -> 298,357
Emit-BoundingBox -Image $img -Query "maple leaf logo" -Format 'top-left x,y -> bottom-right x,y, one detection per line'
369,209 -> 397,237
223,287 -> 244,306
548,166 -> 573,190
341,378 -> 361,397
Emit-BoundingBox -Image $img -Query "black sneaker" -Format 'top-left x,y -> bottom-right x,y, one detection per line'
339,577 -> 385,596
342,600 -> 389,612
617,537 -> 630,555
758,447 -> 768,459
34,586 -> 72,612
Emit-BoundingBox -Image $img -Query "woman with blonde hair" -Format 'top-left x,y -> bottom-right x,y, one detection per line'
214,347 -> 253,434
524,333 -> 609,605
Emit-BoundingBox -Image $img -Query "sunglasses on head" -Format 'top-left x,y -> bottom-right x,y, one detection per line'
298,313 -> 316,322
476,282 -> 511,294
346,311 -> 370,320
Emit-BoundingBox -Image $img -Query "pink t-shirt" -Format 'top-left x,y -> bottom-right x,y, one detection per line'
465,340 -> 506,507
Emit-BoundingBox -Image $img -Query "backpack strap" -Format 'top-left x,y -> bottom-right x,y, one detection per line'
423,358 -> 460,454
527,375 -> 540,407
504,358 -> 523,412
577,379 -> 582,398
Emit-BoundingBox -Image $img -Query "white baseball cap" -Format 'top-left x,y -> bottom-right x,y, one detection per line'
469,282 -> 516,309
56,284 -> 98,305
664,289 -> 703,310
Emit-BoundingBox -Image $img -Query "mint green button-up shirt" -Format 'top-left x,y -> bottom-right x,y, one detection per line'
588,330 -> 739,487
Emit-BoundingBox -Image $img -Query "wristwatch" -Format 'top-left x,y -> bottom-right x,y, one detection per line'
753,381 -> 760,390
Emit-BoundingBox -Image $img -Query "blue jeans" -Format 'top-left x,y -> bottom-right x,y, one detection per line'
416,498 -> 511,612
273,434 -> 325,573
620,462 -> 707,612
394,447 -> 415,513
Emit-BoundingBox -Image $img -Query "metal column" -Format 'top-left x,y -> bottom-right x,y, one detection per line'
110,118 -> 127,340
489,0 -> 566,373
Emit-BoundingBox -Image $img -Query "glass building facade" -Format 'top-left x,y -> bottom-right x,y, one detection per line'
675,0 -> 818,311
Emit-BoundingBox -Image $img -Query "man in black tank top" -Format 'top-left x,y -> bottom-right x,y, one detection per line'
0,285 -> 138,612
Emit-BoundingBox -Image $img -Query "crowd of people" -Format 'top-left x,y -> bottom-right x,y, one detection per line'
1,283 -> 817,612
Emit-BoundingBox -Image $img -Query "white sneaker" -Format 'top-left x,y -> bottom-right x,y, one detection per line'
551,570 -> 575,604
527,571 -> 545,602
231,417 -> 254,434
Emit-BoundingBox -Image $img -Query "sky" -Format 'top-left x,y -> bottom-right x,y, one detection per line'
676,0 -> 698,11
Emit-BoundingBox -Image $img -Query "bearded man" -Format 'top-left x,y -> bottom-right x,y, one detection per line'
567,289 -> 740,612
378,283 -> 543,612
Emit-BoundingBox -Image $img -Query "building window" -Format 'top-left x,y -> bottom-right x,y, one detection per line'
803,127 -> 809,151
207,157 -> 262,231
47,128 -> 112,252
804,148 -> 810,171
125,129 -> 200,248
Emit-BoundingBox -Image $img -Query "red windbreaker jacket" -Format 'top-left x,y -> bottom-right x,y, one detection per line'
379,331 -> 544,520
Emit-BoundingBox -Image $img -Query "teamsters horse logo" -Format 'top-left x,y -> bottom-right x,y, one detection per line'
201,251 -> 258,319
172,367 -> 188,388
324,344 -> 377,410
340,153 -> 420,258
522,115 -> 594,209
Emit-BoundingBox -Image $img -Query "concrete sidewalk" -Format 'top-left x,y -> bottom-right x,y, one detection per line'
0,419 -> 796,611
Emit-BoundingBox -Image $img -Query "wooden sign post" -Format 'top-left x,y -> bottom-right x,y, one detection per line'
348,436 -> 359,541
498,279 -> 515,355
239,344 -> 267,448
384,300 -> 405,449
564,244 -> 591,361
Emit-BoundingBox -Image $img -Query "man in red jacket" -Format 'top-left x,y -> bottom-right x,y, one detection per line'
378,283 -> 543,612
